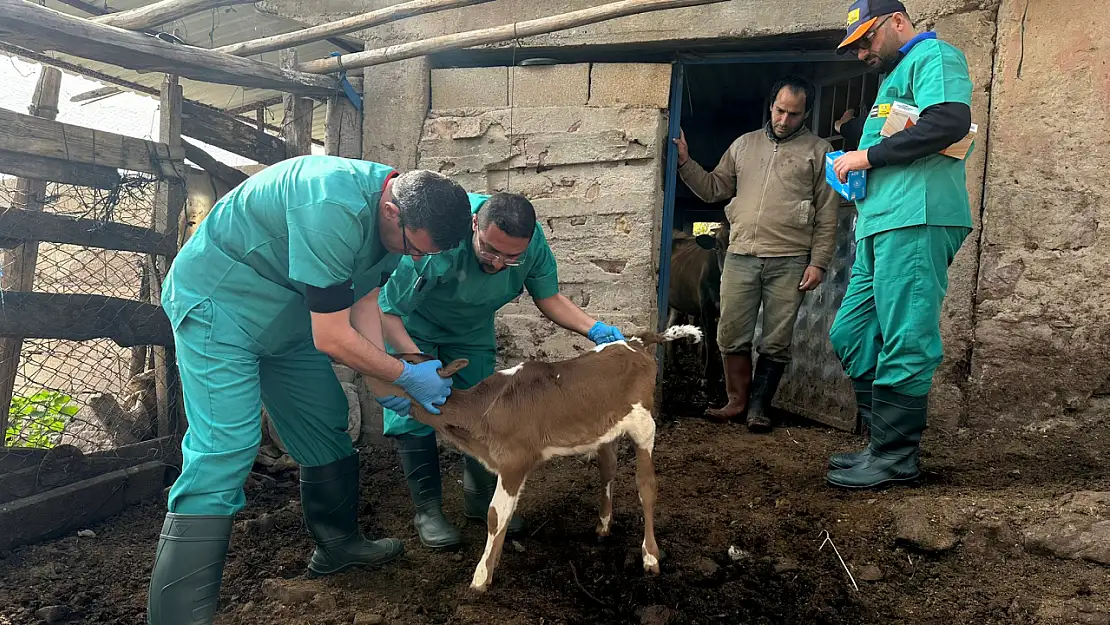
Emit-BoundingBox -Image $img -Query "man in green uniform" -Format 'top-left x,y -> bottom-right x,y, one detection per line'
147,155 -> 474,625
375,191 -> 627,549
826,0 -> 974,489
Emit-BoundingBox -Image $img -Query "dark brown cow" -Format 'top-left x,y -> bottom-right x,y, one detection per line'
665,223 -> 730,385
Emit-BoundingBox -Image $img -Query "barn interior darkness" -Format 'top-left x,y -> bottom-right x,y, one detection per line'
673,59 -> 879,232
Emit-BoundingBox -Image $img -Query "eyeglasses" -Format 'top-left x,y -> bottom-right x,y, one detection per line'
848,14 -> 893,51
474,230 -> 526,266
393,193 -> 442,257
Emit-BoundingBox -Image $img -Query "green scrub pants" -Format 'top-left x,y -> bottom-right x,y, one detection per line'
829,225 -> 971,397
382,339 -> 495,437
167,299 -> 355,516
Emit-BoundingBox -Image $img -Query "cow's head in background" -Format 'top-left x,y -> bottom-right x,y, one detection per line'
694,221 -> 730,279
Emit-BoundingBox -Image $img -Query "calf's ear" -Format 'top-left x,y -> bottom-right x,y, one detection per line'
439,359 -> 469,377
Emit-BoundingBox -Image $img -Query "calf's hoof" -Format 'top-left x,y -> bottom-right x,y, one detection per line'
642,552 -> 661,575
595,518 -> 613,538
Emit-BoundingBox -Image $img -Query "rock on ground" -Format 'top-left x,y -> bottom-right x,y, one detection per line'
1022,491 -> 1110,566
891,497 -> 970,552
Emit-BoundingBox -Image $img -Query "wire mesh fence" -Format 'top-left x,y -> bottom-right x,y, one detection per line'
1,175 -> 171,456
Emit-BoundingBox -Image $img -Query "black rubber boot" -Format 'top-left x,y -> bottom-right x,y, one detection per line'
828,378 -> 875,470
826,386 -> 927,489
745,357 -> 786,433
300,452 -> 404,576
395,433 -> 463,550
462,455 -> 525,535
147,513 -> 233,625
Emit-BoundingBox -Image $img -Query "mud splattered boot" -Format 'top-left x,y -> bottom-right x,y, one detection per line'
828,378 -> 875,470
704,352 -> 753,423
395,433 -> 462,550
826,386 -> 927,489
147,513 -> 233,625
462,455 -> 525,535
300,453 -> 405,576
745,357 -> 786,433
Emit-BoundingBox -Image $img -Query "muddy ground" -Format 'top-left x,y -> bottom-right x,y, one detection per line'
1,346 -> 1109,625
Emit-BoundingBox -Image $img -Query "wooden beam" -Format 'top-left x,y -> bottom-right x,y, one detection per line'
181,100 -> 286,165
151,75 -> 186,439
0,66 -> 63,444
0,106 -> 184,179
0,436 -> 174,505
0,150 -> 123,189
0,292 -> 173,347
299,0 -> 729,73
0,209 -> 176,256
183,139 -> 249,188
0,447 -> 50,473
214,0 -> 494,57
0,0 -> 339,98
325,76 -> 363,158
280,50 -> 314,158
92,0 -> 256,30
0,461 -> 168,553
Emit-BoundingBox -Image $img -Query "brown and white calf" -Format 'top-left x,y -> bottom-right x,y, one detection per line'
363,324 -> 702,592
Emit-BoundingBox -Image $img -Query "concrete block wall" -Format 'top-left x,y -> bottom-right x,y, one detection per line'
417,62 -> 669,364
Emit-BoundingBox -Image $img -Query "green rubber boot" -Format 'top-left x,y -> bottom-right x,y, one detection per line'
826,386 -> 927,489
395,433 -> 463,550
300,453 -> 404,576
147,513 -> 233,625
828,378 -> 875,470
462,455 -> 525,535
745,357 -> 786,433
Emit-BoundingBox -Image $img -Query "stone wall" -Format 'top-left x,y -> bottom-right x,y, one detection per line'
416,63 -> 669,363
969,0 -> 1110,427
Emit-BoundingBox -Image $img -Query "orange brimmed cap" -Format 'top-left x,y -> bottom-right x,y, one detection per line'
837,0 -> 906,50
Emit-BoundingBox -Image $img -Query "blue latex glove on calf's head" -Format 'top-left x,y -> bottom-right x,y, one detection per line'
588,320 -> 626,345
392,358 -> 453,414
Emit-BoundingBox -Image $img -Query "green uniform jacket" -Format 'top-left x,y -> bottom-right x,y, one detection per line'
378,193 -> 561,348
855,35 -> 975,241
163,155 -> 402,356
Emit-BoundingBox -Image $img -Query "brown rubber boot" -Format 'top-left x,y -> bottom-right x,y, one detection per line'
704,352 -> 753,423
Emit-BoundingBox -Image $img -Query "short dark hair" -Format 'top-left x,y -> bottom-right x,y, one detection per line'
393,170 -> 472,250
769,74 -> 815,113
476,192 -> 536,239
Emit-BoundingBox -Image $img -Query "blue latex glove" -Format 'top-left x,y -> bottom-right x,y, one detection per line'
393,359 -> 453,414
375,394 -> 411,416
588,320 -> 625,345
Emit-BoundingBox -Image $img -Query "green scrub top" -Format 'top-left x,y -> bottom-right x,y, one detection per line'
855,35 -> 975,241
163,155 -> 402,355
378,193 -> 560,347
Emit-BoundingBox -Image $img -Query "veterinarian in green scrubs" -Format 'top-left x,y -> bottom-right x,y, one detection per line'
148,155 -> 473,625
827,0 -> 974,489
376,191 -> 627,549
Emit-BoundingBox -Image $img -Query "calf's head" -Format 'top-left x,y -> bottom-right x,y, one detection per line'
362,353 -> 470,402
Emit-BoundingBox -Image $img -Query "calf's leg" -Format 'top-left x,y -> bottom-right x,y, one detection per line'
470,467 -> 528,593
625,405 -> 661,575
596,442 -> 618,538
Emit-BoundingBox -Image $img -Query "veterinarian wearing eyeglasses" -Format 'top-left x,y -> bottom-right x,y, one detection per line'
375,191 -> 626,550
826,0 -> 974,489
148,155 -> 473,625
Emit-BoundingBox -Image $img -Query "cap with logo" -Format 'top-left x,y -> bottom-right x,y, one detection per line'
837,0 -> 907,50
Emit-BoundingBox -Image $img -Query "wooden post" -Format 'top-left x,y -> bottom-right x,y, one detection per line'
325,75 -> 363,159
0,66 -> 63,442
150,74 -> 186,439
280,50 -> 314,158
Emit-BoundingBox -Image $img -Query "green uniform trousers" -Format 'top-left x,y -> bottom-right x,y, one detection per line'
381,339 -> 494,437
829,225 -> 971,397
167,299 -> 355,516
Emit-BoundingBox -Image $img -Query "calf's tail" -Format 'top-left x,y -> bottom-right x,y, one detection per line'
632,324 -> 703,347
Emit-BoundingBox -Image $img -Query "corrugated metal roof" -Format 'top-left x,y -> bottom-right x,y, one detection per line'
39,0 -> 360,143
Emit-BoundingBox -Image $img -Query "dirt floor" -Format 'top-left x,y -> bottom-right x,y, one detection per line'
2,347 -> 1109,625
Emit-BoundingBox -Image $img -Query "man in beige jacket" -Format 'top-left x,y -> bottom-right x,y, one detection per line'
674,75 -> 840,432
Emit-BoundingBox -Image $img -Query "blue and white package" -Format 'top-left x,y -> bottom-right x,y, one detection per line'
825,150 -> 867,201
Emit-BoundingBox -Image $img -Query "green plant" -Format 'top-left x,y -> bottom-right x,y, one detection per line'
6,390 -> 79,449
